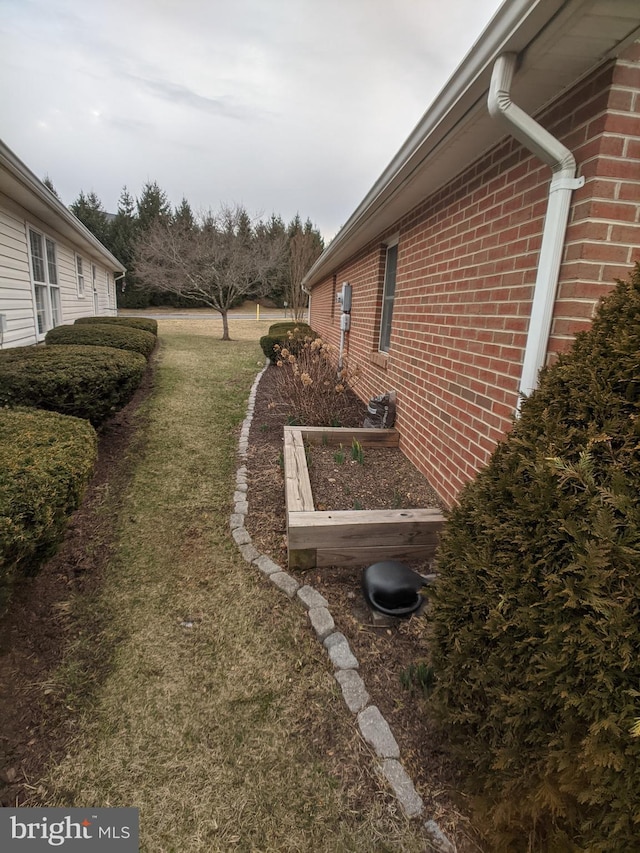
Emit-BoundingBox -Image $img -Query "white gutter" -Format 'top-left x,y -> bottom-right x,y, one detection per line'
302,0 -> 568,289
488,52 -> 584,403
0,139 -> 125,272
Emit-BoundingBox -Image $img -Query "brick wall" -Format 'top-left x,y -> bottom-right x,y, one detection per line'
310,48 -> 640,507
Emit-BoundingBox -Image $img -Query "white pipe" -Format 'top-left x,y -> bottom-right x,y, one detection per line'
488,53 -> 584,405
301,283 -> 311,324
338,324 -> 345,371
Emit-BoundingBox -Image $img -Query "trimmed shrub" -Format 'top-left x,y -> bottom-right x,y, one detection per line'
268,321 -> 311,336
46,323 -> 156,359
429,265 -> 640,850
0,408 -> 97,616
260,323 -> 316,364
0,345 -> 146,426
75,315 -> 158,336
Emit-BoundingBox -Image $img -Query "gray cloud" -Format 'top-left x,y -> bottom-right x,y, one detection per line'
117,71 -> 253,121
0,0 -> 504,238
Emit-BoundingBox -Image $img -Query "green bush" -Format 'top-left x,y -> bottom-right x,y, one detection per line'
0,408 -> 96,616
46,323 -> 156,358
75,315 -> 158,336
260,323 -> 315,364
0,345 -> 146,426
268,321 -> 311,336
429,264 -> 640,850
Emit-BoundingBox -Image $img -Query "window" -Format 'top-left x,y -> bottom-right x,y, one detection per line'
92,264 -> 99,313
105,269 -> 113,308
76,255 -> 85,296
28,227 -> 61,337
379,242 -> 398,353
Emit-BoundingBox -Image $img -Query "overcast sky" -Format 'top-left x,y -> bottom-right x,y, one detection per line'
1,0 -> 504,239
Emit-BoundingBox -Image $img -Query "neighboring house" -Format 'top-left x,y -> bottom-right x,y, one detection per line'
304,0 -> 640,507
0,138 -> 123,349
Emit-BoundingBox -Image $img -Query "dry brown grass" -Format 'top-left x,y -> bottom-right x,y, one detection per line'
33,319 -> 428,851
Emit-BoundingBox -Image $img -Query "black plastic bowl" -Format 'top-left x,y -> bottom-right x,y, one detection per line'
362,560 -> 425,616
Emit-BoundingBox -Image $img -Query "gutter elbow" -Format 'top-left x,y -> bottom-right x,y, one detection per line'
488,53 -> 517,120
488,52 -> 580,178
554,149 -> 578,180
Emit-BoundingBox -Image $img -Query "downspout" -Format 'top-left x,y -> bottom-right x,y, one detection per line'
488,53 -> 584,406
301,282 -> 311,324
114,272 -> 126,316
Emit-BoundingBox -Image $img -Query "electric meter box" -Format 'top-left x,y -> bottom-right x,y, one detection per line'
336,282 -> 352,313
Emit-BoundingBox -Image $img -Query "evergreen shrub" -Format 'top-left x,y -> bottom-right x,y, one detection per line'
429,264 -> 640,850
46,323 -> 156,358
75,315 -> 158,336
260,323 -> 315,363
0,345 -> 146,425
268,321 -> 311,336
0,408 -> 96,616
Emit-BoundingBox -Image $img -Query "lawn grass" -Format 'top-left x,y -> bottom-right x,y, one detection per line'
36,318 -> 427,852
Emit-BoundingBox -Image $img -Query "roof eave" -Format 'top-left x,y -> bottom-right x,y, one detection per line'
0,139 -> 125,273
303,0 -> 638,289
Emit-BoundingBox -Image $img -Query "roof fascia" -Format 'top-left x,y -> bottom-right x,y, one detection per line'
303,0 -> 567,288
0,139 -> 125,272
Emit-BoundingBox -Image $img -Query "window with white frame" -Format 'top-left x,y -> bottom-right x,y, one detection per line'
76,255 -> 85,296
28,227 -> 61,336
379,241 -> 398,353
105,269 -> 112,308
92,264 -> 99,313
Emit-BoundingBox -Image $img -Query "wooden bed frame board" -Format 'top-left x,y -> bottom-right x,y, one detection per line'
283,426 -> 445,570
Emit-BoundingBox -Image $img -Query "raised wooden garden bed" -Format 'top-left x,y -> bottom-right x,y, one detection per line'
284,426 -> 445,571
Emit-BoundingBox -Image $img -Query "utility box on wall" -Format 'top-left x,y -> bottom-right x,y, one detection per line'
336,282 -> 352,313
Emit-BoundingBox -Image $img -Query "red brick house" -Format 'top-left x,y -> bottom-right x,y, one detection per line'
303,0 -> 640,507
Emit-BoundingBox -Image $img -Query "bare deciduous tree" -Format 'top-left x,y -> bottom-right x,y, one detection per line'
134,204 -> 286,340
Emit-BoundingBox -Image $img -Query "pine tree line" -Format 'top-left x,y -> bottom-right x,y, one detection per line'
53,179 -> 323,311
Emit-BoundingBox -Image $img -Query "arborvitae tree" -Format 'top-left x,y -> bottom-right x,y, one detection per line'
42,175 -> 60,199
428,264 -> 640,850
69,190 -> 111,246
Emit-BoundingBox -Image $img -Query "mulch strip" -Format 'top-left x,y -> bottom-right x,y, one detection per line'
245,364 -> 481,850
0,353 -> 156,807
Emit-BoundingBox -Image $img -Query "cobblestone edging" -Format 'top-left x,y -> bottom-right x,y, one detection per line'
230,363 -> 456,852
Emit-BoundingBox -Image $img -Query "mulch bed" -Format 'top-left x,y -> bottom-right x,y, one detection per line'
245,364 -> 481,850
0,357 -> 156,808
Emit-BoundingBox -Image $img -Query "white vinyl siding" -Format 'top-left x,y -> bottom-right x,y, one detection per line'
1,195 -> 118,348
0,206 -> 34,348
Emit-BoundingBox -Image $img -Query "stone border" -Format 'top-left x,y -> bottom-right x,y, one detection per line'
229,362 -> 456,852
